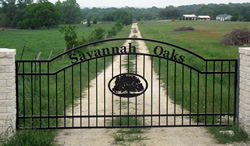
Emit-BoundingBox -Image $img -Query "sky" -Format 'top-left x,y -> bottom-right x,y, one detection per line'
48,0 -> 249,8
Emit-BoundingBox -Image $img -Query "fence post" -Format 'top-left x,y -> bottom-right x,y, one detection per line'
0,48 -> 16,137
239,47 -> 250,136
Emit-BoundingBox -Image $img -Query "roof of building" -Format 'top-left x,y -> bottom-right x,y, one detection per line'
198,15 -> 210,18
183,14 -> 196,18
216,14 -> 232,18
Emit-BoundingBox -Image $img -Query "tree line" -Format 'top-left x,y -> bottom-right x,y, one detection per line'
0,0 -> 82,28
1,1 -> 250,29
159,3 -> 250,21
82,3 -> 250,22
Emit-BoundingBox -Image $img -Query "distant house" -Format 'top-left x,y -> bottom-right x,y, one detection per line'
197,15 -> 210,21
216,14 -> 232,21
81,21 -> 102,25
183,14 -> 197,20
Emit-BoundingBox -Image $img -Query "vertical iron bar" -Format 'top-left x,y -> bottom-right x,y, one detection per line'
23,62 -> 25,127
174,61 -> 176,125
143,55 -> 145,126
213,61 -> 215,125
197,73 -> 200,125
234,60 -> 238,123
151,56 -> 153,126
47,63 -> 50,128
88,60 -> 90,127
128,54 -> 129,73
104,56 -> 106,127
56,74 -> 58,128
120,54 -> 122,127
220,61 -> 223,125
39,62 -> 42,128
159,58 -> 161,126
127,54 -> 130,126
80,63 -> 82,127
182,64 -> 184,125
189,69 -> 192,125
31,62 -> 33,128
112,56 -> 114,127
96,58 -> 98,127
135,54 -> 138,126
228,61 -> 231,125
72,65 -> 74,127
205,61 -> 207,125
166,59 -> 169,125
64,70 -> 66,127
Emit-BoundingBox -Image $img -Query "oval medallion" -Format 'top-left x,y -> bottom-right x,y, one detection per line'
108,73 -> 148,98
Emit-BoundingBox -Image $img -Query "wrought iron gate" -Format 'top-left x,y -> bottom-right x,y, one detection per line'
16,38 -> 238,129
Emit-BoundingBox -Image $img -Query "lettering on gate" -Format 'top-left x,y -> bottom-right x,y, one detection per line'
69,42 -> 186,64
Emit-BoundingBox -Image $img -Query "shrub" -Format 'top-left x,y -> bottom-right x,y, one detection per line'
88,27 -> 105,42
221,28 -> 250,46
59,25 -> 79,51
174,27 -> 195,32
107,27 -> 117,38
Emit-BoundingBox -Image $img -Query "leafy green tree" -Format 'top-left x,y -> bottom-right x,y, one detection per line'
20,2 -> 60,29
231,12 -> 240,21
159,7 -> 181,19
93,16 -> 98,24
141,13 -> 153,20
87,19 -> 91,27
107,27 -> 117,38
102,10 -> 132,25
114,22 -> 123,31
88,27 -> 105,42
0,0 -> 17,27
244,11 -> 250,21
0,13 -> 10,26
56,0 -> 82,24
59,25 -> 78,51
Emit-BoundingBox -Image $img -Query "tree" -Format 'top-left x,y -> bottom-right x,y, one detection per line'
0,0 -> 17,27
59,25 -> 78,51
231,12 -> 240,21
88,27 -> 105,42
20,2 -> 60,29
112,74 -> 144,95
159,7 -> 181,19
56,0 -> 82,24
0,13 -> 10,27
244,11 -> 250,21
87,19 -> 91,27
141,13 -> 153,20
102,10 -> 132,25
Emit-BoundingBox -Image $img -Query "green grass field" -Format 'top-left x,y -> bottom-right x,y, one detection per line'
138,20 -> 249,143
1,22 -> 131,145
0,22 -> 127,60
138,20 -> 250,58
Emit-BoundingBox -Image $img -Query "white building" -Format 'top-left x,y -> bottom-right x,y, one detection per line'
183,14 -> 197,20
197,15 -> 210,20
216,14 -> 232,21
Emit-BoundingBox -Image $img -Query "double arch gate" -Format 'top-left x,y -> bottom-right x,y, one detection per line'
16,38 -> 238,129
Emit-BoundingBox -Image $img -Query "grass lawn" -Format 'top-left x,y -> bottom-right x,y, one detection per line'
138,20 -> 250,143
0,22 -> 131,145
138,20 -> 250,58
0,22 -> 123,60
